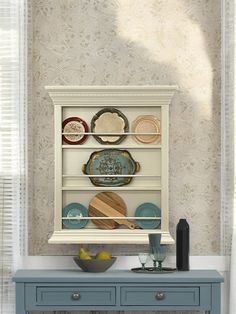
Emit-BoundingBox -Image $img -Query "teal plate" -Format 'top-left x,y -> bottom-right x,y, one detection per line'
82,149 -> 140,187
62,203 -> 88,229
135,203 -> 161,229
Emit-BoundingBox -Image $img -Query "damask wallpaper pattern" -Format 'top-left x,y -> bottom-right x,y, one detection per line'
28,0 -> 221,257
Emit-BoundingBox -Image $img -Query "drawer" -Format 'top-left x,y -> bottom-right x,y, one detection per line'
36,286 -> 116,306
121,286 -> 200,306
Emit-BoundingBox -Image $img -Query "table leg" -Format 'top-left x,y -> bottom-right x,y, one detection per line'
211,283 -> 221,314
15,283 -> 27,314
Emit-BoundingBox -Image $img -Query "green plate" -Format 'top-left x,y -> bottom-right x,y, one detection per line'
62,203 -> 88,229
135,203 -> 161,229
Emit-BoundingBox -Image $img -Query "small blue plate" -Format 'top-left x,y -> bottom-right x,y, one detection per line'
135,203 -> 161,229
62,203 -> 88,229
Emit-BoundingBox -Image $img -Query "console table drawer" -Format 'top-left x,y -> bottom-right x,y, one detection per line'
121,286 -> 200,306
35,286 -> 116,306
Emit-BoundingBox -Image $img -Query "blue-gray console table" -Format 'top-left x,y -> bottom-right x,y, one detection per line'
13,269 -> 224,314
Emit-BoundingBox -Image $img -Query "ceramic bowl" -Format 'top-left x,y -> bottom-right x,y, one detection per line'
73,257 -> 117,272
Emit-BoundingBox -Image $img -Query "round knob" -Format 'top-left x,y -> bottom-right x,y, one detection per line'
71,292 -> 80,300
156,292 -> 165,300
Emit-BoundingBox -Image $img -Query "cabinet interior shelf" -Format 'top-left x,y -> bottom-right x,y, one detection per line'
62,132 -> 161,136
56,103 -> 169,108
61,216 -> 162,220
62,174 -> 161,178
62,145 -> 162,149
62,186 -> 162,191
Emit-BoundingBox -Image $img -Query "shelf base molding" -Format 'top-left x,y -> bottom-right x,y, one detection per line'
48,230 -> 175,245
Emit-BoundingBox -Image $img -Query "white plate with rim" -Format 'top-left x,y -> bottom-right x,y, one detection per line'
91,108 -> 129,144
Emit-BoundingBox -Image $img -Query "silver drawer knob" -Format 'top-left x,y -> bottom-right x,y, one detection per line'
71,292 -> 80,300
156,292 -> 165,300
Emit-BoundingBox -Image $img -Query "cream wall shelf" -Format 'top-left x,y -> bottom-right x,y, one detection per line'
46,86 -> 178,245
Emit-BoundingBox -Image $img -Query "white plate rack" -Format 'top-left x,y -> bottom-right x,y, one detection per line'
46,86 -> 178,244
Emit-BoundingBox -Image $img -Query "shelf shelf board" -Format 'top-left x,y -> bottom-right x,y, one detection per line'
62,186 -> 162,191
62,174 -> 161,178
61,216 -> 162,220
62,132 -> 161,136
48,229 -> 175,244
62,145 -> 162,149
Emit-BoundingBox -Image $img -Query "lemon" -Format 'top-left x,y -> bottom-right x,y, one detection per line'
95,250 -> 111,260
82,255 -> 92,260
78,248 -> 92,260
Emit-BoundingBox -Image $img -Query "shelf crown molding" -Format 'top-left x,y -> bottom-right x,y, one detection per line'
45,85 -> 178,107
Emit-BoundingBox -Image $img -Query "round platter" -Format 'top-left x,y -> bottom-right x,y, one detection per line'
62,117 -> 89,145
88,191 -> 127,230
62,203 -> 88,229
132,115 -> 161,144
135,202 -> 161,229
91,108 -> 129,144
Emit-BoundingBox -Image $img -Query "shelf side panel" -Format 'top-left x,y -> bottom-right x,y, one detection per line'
160,105 -> 169,232
54,106 -> 63,231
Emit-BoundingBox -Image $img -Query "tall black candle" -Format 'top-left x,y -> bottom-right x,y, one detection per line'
176,218 -> 189,271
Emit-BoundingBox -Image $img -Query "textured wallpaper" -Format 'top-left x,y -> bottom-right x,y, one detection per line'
28,0 -> 221,256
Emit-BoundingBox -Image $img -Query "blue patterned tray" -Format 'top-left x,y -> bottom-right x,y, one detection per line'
82,149 -> 140,187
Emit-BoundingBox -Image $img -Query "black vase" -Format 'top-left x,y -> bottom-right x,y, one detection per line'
176,219 -> 189,271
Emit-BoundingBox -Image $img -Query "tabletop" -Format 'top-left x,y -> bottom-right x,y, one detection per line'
13,269 -> 224,283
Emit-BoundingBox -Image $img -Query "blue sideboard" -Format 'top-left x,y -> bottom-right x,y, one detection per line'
13,269 -> 224,314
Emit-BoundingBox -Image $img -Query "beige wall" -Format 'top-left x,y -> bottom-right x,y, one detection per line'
28,0 -> 221,256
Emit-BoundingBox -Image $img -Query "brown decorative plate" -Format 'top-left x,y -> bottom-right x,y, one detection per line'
91,108 -> 129,144
132,115 -> 161,144
62,117 -> 89,145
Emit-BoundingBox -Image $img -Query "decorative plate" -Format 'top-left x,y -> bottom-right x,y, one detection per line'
135,202 -> 161,229
82,149 -> 140,186
131,115 -> 161,144
62,203 -> 88,229
62,117 -> 89,145
91,108 -> 129,144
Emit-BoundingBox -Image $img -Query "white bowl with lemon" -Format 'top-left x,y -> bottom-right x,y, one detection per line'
74,248 -> 116,272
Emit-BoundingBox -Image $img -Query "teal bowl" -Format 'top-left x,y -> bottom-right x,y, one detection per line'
73,257 -> 117,272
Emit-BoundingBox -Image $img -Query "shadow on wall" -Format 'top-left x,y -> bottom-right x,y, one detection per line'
29,0 -> 221,256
